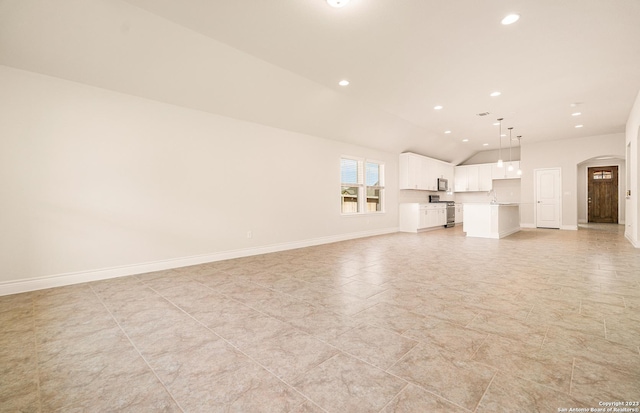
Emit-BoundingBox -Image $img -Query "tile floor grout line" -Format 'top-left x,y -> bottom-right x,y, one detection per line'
187,272 -> 349,322
569,357 -> 576,396
525,304 -> 535,320
383,341 -> 418,374
89,285 -> 188,413
141,283 -> 333,413
469,333 -> 491,360
383,336 -> 420,370
31,295 -> 43,413
376,380 -> 475,413
539,326 -> 550,350
376,382 -> 409,413
473,371 -> 497,413
466,351 -> 577,397
464,312 -> 480,328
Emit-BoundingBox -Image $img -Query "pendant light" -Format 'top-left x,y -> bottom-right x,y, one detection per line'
497,118 -> 504,168
507,127 -> 514,172
516,136 -> 523,175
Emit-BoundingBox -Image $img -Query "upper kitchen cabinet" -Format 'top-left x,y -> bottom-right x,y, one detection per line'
399,152 -> 454,191
492,161 -> 521,180
454,164 -> 492,192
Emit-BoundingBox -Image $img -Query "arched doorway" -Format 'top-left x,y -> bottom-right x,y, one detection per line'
577,156 -> 626,226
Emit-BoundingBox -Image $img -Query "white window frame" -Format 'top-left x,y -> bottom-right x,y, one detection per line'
340,156 -> 385,215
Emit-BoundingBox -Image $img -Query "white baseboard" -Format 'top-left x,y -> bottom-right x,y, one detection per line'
0,227 -> 398,296
520,223 -> 578,230
625,232 -> 640,248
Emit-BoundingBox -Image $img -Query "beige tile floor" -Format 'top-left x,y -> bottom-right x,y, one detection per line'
1,224 -> 639,412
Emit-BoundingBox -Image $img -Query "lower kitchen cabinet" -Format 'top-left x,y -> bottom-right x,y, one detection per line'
399,203 -> 447,232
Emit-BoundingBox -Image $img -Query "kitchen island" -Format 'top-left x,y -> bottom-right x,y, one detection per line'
462,203 -> 520,239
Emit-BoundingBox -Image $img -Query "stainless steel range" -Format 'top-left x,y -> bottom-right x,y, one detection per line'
429,195 -> 455,228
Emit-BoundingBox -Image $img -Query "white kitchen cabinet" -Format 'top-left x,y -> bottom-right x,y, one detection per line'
478,164 -> 493,190
399,203 -> 447,232
425,204 -> 446,227
467,165 -> 479,191
436,206 -> 447,226
455,163 -> 494,192
454,167 -> 468,192
400,153 -> 430,190
421,158 -> 437,191
399,153 -> 420,190
399,152 -> 454,191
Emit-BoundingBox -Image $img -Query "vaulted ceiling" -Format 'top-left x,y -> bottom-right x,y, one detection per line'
1,0 -> 639,163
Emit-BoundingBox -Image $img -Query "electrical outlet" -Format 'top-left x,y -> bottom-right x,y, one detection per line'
247,231 -> 252,239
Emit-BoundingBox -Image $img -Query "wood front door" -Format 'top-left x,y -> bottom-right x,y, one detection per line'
588,166 -> 618,223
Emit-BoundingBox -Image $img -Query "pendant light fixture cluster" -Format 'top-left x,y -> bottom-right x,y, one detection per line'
496,118 -> 504,168
507,127 -> 514,172
516,136 -> 523,175
496,118 -> 523,175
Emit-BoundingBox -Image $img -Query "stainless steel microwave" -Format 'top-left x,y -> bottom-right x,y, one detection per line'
437,178 -> 448,191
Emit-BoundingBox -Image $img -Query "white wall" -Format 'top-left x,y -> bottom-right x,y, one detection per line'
520,133 -> 626,230
576,159 -> 626,224
461,148 -> 521,166
0,66 -> 398,292
625,89 -> 640,247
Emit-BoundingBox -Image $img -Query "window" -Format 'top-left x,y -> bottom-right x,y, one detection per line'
340,157 -> 385,214
592,170 -> 613,180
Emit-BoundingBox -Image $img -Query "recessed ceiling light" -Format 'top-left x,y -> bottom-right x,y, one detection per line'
493,122 -> 500,126
501,14 -> 520,25
575,124 -> 584,128
572,112 -> 582,116
490,91 -> 501,97
327,0 -> 349,7
483,143 -> 489,146
434,105 -> 443,110
338,80 -> 349,86
462,139 -> 469,142
444,130 -> 452,134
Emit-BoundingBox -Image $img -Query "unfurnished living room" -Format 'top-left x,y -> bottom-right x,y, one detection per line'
1,1 -> 640,412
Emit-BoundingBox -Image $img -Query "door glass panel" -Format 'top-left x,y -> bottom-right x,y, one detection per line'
592,170 -> 612,180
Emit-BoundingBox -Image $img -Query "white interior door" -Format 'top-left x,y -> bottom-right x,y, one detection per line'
536,168 -> 561,228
